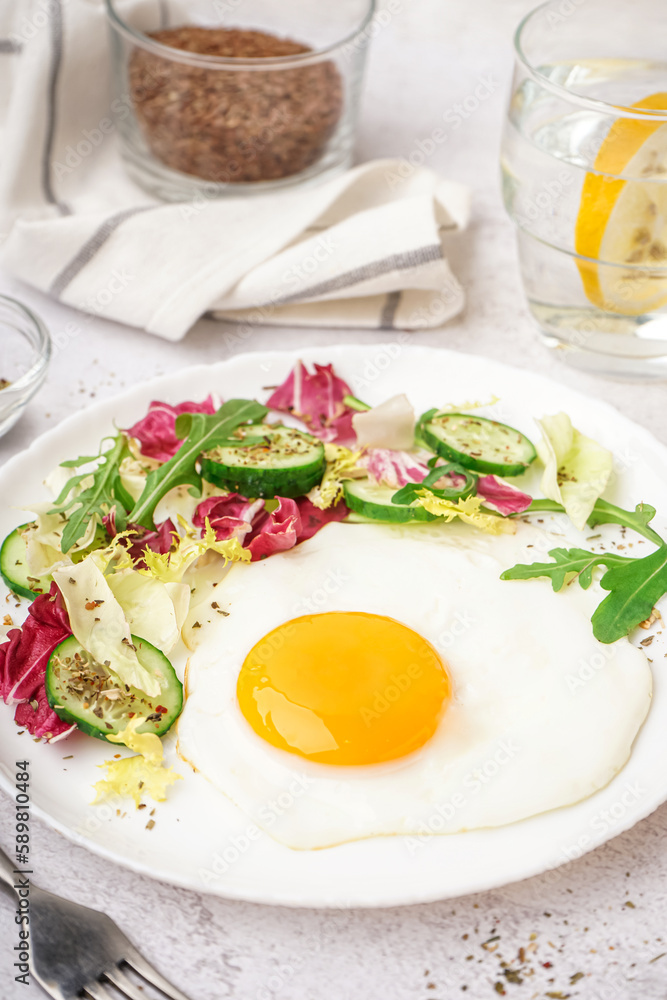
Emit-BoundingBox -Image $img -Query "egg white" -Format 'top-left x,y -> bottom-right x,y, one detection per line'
176,520 -> 652,850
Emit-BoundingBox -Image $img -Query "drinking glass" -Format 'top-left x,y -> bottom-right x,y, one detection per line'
501,0 -> 667,379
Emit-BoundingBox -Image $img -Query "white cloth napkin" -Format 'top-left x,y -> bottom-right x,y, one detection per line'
0,1 -> 470,341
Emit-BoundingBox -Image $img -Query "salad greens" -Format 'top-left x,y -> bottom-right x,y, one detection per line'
50,433 -> 132,553
52,558 -> 162,697
308,444 -> 363,510
536,412 -> 613,531
94,717 -> 182,806
417,491 -> 514,535
502,499 -> 667,641
49,400 -> 267,554
129,399 -> 267,530
503,547 -> 632,592
140,520 -> 250,583
5,357 -> 667,774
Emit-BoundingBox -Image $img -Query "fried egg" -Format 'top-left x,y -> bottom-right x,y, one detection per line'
176,521 -> 652,849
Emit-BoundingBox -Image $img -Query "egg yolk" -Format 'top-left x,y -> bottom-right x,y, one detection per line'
237,612 -> 451,766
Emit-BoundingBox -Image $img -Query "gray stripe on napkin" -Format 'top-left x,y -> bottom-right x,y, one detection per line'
273,244 -> 443,306
157,0 -> 170,28
0,39 -> 22,54
49,206 -> 154,297
43,0 -> 69,214
379,291 -> 402,329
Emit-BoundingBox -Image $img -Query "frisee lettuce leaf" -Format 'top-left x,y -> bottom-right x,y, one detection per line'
308,444 -> 363,510
426,395 -> 501,417
415,491 -> 515,534
139,518 -> 250,583
93,717 -> 181,807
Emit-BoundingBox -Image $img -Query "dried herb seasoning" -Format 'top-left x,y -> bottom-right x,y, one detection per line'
129,26 -> 343,183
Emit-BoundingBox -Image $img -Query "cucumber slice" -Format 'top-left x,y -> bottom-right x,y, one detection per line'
419,412 -> 537,476
200,423 -> 325,499
0,522 -> 109,600
46,634 -> 183,742
343,479 -> 438,523
0,525 -> 52,599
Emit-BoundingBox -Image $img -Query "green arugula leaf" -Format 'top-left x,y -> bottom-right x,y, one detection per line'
506,498 -> 667,642
523,497 -> 663,545
49,434 -> 128,553
128,399 -> 267,530
500,547 -> 631,591
518,498 -> 565,516
587,498 -> 663,546
392,482 -> 421,505
59,454 -> 103,468
592,547 -> 667,642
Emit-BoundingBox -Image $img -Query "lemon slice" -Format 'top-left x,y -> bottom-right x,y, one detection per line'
575,92 -> 667,315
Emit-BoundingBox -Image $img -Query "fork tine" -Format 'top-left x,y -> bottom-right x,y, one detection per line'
122,948 -> 193,1000
105,966 -> 148,1000
83,982 -> 117,1000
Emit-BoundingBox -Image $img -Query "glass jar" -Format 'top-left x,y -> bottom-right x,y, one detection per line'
0,296 -> 51,439
106,0 -> 376,201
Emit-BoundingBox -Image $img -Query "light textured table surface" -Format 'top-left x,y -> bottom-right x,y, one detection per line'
2,1 -> 667,998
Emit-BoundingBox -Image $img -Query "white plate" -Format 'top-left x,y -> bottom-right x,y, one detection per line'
1,345 -> 666,908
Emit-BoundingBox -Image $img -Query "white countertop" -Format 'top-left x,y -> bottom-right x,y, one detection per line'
2,1 -> 667,997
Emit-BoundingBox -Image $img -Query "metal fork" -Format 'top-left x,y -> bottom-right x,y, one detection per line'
0,843 -> 192,1000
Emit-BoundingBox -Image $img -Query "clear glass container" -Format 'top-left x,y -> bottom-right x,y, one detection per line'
0,296 -> 51,440
501,0 -> 667,380
106,0 -> 376,201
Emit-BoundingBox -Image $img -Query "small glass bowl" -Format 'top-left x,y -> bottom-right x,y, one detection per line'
105,0 -> 376,201
0,296 -> 51,439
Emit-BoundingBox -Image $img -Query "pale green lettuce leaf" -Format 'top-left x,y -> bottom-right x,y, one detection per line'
165,581 -> 190,633
536,413 -> 613,531
118,455 -> 151,503
52,559 -> 160,697
106,569 -> 190,655
181,552 -> 237,651
22,501 -> 98,575
155,479 -> 227,526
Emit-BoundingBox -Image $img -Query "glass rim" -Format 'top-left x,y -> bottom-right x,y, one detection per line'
514,0 -> 667,120
0,294 -> 51,394
105,0 -> 378,69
